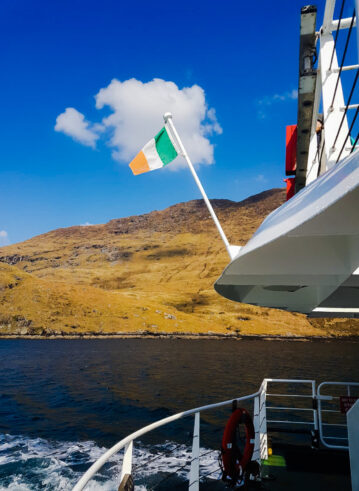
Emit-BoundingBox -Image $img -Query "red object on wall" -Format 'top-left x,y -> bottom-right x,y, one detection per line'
284,178 -> 295,200
286,125 -> 297,175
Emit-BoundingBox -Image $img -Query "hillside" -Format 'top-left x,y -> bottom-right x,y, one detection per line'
0,188 -> 358,338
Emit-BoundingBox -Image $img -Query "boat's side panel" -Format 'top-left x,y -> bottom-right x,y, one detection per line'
233,150 -> 359,258
215,151 -> 359,313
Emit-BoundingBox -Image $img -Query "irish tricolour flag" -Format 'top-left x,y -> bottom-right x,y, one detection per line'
129,125 -> 178,175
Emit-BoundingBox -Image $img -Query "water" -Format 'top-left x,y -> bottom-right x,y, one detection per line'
0,339 -> 358,489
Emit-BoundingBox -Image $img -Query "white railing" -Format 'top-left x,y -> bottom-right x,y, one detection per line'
73,378 -> 357,491
73,378 -> 358,490
265,379 -> 318,442
73,384 -> 263,491
317,381 -> 359,449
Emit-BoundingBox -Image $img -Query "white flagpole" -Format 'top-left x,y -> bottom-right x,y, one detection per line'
164,112 -> 239,260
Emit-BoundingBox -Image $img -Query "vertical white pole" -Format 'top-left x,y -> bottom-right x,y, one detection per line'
259,381 -> 268,461
189,412 -> 200,490
120,441 -> 133,483
163,113 -> 238,260
306,58 -> 323,184
253,396 -> 261,464
322,0 -> 335,34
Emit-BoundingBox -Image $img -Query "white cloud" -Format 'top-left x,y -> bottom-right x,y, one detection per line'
55,108 -> 100,148
0,230 -> 10,246
257,89 -> 298,119
254,174 -> 268,183
55,78 -> 222,167
80,222 -> 93,226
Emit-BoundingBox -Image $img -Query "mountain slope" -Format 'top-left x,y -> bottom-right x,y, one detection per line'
0,189 -> 357,337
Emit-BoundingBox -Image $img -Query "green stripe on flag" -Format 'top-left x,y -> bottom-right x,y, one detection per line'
155,127 -> 178,166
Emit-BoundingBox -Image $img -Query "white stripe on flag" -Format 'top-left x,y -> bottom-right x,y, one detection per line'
142,138 -> 163,170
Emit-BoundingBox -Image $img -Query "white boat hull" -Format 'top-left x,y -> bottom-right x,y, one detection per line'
215,150 -> 359,314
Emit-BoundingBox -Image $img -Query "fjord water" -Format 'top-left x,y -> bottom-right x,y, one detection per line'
0,339 -> 358,489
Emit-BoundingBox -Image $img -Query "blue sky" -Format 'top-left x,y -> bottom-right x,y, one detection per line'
0,0 -> 333,245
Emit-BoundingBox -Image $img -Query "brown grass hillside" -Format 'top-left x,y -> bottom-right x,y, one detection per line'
0,188 -> 358,338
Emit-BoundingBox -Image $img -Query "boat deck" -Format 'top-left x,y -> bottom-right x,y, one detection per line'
151,444 -> 351,490
255,443 -> 351,490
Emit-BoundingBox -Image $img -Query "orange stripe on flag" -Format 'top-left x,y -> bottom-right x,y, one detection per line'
129,151 -> 150,175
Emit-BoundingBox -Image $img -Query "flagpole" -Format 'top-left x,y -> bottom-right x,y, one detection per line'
164,112 -> 238,260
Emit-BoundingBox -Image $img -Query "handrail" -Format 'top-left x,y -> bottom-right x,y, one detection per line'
73,378 -> 316,490
318,381 -> 359,391
73,378 -> 357,490
72,387 -> 263,491
317,381 -> 359,450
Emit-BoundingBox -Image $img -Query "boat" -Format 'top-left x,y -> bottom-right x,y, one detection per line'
214,154 -> 359,315
215,2 -> 359,317
73,0 -> 359,489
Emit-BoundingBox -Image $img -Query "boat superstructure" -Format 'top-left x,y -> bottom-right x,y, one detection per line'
215,0 -> 359,316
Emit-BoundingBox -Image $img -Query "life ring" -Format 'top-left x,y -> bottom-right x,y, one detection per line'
221,407 -> 255,485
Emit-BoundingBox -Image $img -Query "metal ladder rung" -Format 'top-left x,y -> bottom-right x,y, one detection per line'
332,64 -> 359,72
340,104 -> 359,111
331,16 -> 357,31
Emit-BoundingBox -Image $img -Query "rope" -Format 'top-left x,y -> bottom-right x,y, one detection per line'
336,105 -> 359,162
306,146 -> 320,180
329,0 -> 346,71
146,448 -> 219,490
332,69 -> 359,151
330,9 -> 356,109
131,441 -> 186,473
147,459 -> 190,490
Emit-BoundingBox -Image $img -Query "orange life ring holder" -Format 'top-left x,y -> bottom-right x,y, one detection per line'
221,407 -> 255,484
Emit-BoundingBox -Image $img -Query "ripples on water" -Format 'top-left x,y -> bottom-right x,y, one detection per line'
0,339 -> 358,489
0,433 -> 221,490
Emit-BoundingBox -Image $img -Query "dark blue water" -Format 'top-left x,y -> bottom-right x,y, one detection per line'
0,339 -> 358,489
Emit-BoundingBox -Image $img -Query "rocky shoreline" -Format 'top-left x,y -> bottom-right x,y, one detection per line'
0,331 -> 358,341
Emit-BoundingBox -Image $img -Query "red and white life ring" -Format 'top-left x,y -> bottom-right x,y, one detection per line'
221,407 -> 255,484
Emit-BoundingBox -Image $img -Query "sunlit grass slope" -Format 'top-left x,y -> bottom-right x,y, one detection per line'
1,189 -> 358,337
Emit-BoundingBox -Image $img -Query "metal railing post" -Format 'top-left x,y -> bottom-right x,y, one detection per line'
312,380 -> 319,432
188,412 -> 200,490
259,380 -> 268,461
120,441 -> 133,484
311,380 -> 320,448
253,396 -> 261,464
